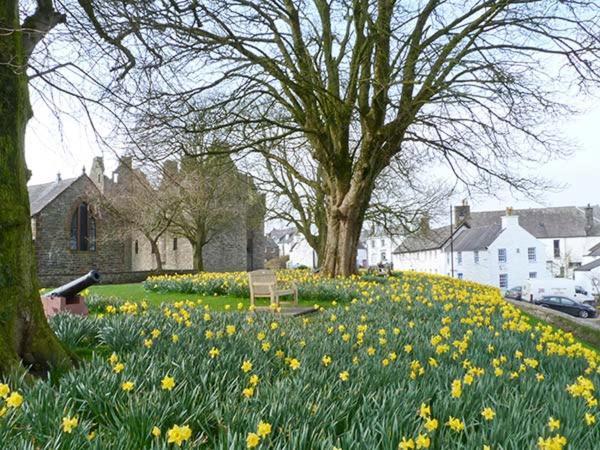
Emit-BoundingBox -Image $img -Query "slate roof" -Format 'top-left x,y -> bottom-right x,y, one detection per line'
587,242 -> 600,257
468,206 -> 600,239
393,205 -> 600,254
268,227 -> 297,243
394,225 -> 453,253
28,177 -> 78,215
445,223 -> 503,252
574,258 -> 600,272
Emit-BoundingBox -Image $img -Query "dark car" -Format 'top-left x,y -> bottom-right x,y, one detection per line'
535,295 -> 598,319
504,286 -> 522,301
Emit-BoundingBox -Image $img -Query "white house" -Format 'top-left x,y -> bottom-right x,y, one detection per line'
365,228 -> 403,267
457,204 -> 600,278
287,238 -> 318,269
269,227 -> 367,269
446,214 -> 548,289
393,210 -> 549,289
392,226 -> 451,275
268,227 -> 301,257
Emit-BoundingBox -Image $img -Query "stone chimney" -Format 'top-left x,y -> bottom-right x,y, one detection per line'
56,172 -> 61,182
453,200 -> 471,228
419,214 -> 430,233
585,204 -> 594,236
122,156 -> 133,168
501,207 -> 519,229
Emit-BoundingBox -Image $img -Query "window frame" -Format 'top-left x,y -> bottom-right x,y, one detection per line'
528,247 -> 536,263
553,239 -> 560,258
498,248 -> 507,263
499,273 -> 508,288
69,202 -> 96,252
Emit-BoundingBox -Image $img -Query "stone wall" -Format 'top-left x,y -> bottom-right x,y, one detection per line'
38,269 -> 196,288
203,219 -> 248,272
33,176 -> 131,283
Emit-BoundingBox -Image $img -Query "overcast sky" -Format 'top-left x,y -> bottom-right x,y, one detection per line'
25,91 -> 600,217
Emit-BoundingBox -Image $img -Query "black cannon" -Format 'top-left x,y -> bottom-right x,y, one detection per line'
48,270 -> 101,302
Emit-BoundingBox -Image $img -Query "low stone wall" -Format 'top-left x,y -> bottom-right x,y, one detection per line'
506,298 -> 600,349
38,269 -> 196,288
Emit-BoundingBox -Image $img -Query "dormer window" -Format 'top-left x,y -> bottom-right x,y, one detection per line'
70,202 -> 96,251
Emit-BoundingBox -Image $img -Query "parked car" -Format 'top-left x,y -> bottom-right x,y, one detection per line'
534,295 -> 597,319
522,279 -> 595,304
504,286 -> 522,300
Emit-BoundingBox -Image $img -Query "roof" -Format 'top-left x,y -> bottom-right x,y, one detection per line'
264,236 -> 279,249
28,177 -> 78,215
468,206 -> 600,238
268,227 -> 297,243
574,258 -> 600,272
393,205 -> 600,254
444,223 -> 502,252
587,242 -> 600,257
394,225 -> 453,253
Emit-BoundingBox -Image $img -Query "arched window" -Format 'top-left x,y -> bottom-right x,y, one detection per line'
70,202 -> 96,251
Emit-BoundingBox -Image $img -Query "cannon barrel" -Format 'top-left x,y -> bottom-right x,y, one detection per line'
48,270 -> 100,299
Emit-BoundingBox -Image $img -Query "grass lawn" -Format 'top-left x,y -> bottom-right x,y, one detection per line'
88,283 -> 333,311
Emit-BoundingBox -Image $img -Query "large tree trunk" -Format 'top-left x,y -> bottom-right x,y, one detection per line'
321,182 -> 371,277
0,1 -> 73,376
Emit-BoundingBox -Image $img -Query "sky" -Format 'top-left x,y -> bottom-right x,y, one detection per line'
26,95 -> 600,216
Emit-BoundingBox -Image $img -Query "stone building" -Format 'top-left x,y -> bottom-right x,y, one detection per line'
28,157 -> 265,286
29,173 -> 130,286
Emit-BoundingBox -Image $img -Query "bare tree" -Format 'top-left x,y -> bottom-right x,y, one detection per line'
102,162 -> 179,271
166,150 -> 250,271
250,138 -> 451,265
67,0 -> 600,276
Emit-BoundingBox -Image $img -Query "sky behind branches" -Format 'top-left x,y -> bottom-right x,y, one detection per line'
26,96 -> 600,220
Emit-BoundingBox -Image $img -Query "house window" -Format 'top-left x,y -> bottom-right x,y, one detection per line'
528,247 -> 536,263
457,252 -> 462,265
380,239 -> 385,247
380,252 -> 387,262
499,274 -> 508,288
457,273 -> 464,279
474,251 -> 479,264
529,272 -> 537,279
498,248 -> 507,263
173,238 -> 178,250
69,202 -> 95,251
135,240 -> 139,254
553,240 -> 560,258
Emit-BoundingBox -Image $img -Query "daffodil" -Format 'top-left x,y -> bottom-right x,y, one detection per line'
246,432 -> 261,448
62,416 -> 78,433
257,421 -> 271,438
6,392 -> 23,408
161,375 -> 176,391
121,381 -> 135,392
166,424 -> 192,446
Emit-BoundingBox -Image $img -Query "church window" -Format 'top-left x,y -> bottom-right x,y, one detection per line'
70,202 -> 96,251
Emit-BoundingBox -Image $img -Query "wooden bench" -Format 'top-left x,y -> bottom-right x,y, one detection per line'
248,269 -> 298,307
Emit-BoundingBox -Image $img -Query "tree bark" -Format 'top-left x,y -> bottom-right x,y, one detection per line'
149,239 -> 163,271
191,242 -> 204,272
321,181 -> 372,277
0,0 -> 72,376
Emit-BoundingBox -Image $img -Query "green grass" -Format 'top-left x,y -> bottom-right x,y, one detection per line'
88,283 -> 332,311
